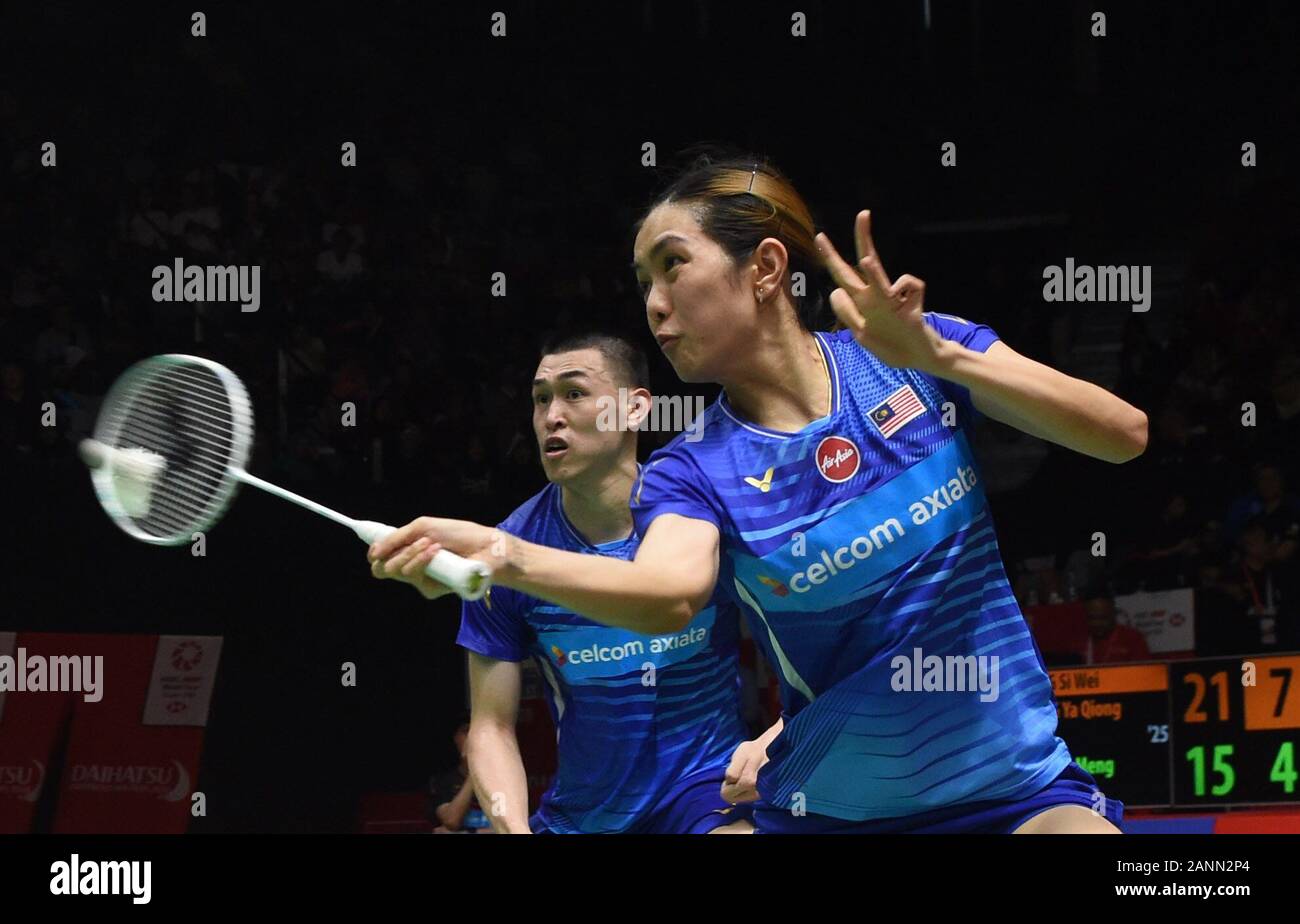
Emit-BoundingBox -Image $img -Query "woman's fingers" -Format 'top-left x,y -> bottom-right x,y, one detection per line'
369,517 -> 433,562
402,541 -> 442,577
814,231 -> 869,294
856,237 -> 894,294
817,214 -> 894,315
383,537 -> 429,576
724,749 -> 745,786
855,209 -> 893,291
721,743 -> 766,803
416,574 -> 454,600
854,209 -> 878,267
721,780 -> 759,803
829,287 -> 867,333
892,273 -> 926,305
411,544 -> 455,597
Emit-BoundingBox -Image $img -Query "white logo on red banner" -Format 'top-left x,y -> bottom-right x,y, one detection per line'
1115,588 -> 1195,654
67,759 -> 190,801
142,636 -> 222,727
815,436 -> 861,483
0,760 -> 44,802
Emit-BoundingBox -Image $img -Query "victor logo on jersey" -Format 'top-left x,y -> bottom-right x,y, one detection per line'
744,467 -> 775,493
868,384 -> 927,438
816,436 -> 860,483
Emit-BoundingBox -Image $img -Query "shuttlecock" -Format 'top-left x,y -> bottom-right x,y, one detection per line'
81,440 -> 167,519
112,447 -> 167,518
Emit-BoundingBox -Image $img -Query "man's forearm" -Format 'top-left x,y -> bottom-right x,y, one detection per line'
466,724 -> 532,834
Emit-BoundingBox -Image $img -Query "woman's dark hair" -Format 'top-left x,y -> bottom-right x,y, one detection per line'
637,147 -> 830,330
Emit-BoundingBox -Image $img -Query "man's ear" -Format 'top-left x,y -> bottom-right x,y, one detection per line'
625,387 -> 653,431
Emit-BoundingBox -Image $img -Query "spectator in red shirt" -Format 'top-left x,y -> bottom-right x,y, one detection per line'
1083,590 -> 1152,664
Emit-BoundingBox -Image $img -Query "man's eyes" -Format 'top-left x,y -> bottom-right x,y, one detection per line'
534,390 -> 585,403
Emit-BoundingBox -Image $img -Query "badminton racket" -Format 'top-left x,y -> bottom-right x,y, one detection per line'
79,353 -> 491,600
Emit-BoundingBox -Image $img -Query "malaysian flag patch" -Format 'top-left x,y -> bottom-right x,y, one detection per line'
868,384 -> 927,438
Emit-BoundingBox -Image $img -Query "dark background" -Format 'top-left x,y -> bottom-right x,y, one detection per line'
2,0 -> 1298,831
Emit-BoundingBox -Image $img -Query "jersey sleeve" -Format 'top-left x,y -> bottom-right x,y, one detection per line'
630,450 -> 723,539
457,580 -> 531,662
920,311 -> 1001,423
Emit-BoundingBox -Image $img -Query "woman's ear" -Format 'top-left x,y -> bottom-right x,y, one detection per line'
752,237 -> 789,297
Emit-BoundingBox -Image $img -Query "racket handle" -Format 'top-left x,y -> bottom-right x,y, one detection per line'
354,520 -> 492,601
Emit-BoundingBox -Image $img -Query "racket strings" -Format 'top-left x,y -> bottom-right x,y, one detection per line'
103,359 -> 250,541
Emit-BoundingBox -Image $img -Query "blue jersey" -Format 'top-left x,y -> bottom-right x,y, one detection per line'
631,315 -> 1073,822
458,481 -> 747,833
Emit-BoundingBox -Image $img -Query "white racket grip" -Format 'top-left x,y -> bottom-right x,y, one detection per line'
355,520 -> 492,601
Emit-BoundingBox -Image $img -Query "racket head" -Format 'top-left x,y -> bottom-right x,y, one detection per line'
89,353 -> 253,545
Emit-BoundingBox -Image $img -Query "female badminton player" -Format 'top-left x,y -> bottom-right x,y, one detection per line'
370,153 -> 1148,833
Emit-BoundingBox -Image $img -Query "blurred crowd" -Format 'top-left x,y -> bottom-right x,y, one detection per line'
4,87 -> 1297,665
1009,269 -> 1300,661
2,93 -> 649,528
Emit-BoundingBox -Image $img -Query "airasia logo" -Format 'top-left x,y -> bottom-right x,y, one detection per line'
815,436 -> 860,483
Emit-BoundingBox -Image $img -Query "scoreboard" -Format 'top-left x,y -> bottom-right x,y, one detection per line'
1049,654 -> 1300,807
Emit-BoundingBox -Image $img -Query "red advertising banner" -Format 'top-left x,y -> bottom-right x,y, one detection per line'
0,633 -> 77,833
1024,602 -> 1090,661
50,634 -> 222,834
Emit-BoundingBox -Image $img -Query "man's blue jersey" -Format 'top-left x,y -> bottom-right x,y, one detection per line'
458,481 -> 747,833
631,315 -> 1073,822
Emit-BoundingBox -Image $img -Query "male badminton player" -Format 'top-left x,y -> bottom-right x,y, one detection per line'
375,332 -> 753,833
370,154 -> 1148,833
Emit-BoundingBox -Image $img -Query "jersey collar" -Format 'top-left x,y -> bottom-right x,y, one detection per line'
716,331 -> 841,441
552,465 -> 641,550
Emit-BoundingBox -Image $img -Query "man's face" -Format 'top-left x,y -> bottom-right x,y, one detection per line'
531,348 -> 630,485
1085,597 -> 1117,640
632,202 -> 757,384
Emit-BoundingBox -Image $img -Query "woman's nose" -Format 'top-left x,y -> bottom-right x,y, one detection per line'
646,288 -> 669,324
